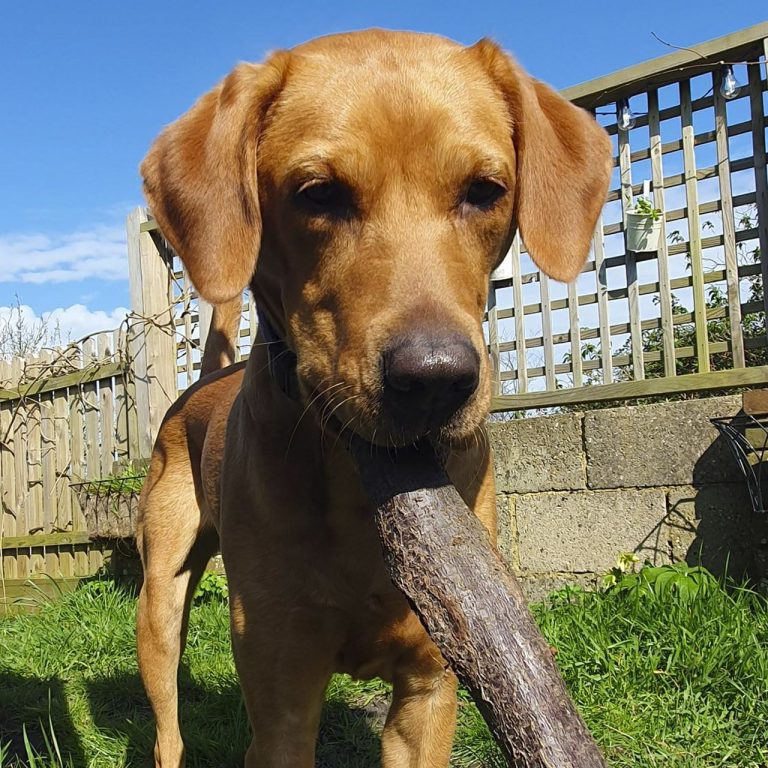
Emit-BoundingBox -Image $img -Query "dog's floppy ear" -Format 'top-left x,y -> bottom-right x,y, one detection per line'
473,40 -> 612,282
141,58 -> 287,304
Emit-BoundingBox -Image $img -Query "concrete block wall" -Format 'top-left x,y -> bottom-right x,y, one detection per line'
488,395 -> 768,600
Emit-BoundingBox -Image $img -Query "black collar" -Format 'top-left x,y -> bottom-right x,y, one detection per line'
257,305 -> 299,399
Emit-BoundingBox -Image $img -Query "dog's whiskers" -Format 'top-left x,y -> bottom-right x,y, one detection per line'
319,393 -> 360,448
285,379 -> 347,456
317,387 -> 352,431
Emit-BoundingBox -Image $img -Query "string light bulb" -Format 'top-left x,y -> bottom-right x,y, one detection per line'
616,98 -> 636,131
719,65 -> 742,100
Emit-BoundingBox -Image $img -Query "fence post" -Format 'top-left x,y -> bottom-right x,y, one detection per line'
198,297 -> 214,362
126,207 -> 177,459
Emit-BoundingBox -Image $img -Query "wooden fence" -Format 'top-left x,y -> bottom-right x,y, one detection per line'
0,333 -> 134,597
488,22 -> 768,411
0,294 -> 177,602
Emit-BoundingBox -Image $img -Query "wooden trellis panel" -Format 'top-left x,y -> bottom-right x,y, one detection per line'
489,26 -> 768,410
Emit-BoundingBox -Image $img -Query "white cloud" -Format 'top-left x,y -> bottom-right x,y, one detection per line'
0,225 -> 126,284
0,303 -> 128,343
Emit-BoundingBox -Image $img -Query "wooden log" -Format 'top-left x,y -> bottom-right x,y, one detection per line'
350,440 -> 606,768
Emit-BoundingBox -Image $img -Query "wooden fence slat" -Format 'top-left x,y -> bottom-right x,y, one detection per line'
35,351 -> 60,577
53,386 -> 74,578
248,291 -> 258,349
618,116 -> 761,164
492,365 -> 768,412
539,272 -> 556,391
648,88 -> 677,376
502,337 -> 731,375
749,47 -> 768,326
593,210 -> 613,384
67,347 -> 88,578
68,347 -> 84,486
567,278 -> 582,387
78,338 -> 102,573
41,391 -> 59,577
619,124 -> 645,380
28,376 -> 45,575
603,152 -> 760,206
39,353 -> 56,535
98,334 -> 116,478
82,339 -> 100,480
123,330 -> 140,463
489,202 -> 759,306
487,282 -> 501,397
198,295 -> 213,372
235,298 -> 244,363
510,235 -> 527,393
713,70 -> 744,368
181,268 -> 195,388
0,359 -> 17,580
113,329 -> 130,465
680,78 -> 710,372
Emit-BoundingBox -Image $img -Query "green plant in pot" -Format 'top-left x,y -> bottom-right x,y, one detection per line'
626,195 -> 663,252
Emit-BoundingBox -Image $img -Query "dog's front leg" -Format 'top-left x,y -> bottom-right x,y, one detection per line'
226,569 -> 336,768
382,649 -> 459,768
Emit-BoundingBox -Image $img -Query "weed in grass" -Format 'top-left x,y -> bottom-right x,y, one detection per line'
193,571 -> 229,604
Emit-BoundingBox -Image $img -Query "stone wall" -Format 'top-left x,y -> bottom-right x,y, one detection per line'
488,394 -> 768,600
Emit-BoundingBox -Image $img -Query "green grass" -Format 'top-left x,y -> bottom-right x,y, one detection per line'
0,571 -> 766,767
532,579 -> 768,768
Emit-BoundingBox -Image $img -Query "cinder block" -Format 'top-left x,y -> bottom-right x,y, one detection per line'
666,484 -> 767,580
488,413 -> 585,494
517,488 -> 667,573
584,395 -> 742,489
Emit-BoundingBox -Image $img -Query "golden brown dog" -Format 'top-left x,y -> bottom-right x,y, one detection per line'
136,29 -> 610,768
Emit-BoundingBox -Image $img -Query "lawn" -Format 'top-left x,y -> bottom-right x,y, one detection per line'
0,567 -> 766,767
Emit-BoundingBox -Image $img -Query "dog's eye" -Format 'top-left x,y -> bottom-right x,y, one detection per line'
296,179 -> 349,212
464,179 -> 506,209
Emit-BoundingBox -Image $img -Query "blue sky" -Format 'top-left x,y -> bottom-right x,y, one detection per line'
0,1 -> 765,340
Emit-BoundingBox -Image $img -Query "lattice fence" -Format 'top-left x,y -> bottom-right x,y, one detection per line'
488,27 -> 768,410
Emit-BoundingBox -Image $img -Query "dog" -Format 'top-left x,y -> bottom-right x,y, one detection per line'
136,29 -> 610,768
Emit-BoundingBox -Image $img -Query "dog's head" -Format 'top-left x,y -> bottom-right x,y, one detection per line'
142,30 -> 610,446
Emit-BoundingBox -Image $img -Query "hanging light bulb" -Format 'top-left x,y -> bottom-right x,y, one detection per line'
719,65 -> 742,100
616,98 -> 636,131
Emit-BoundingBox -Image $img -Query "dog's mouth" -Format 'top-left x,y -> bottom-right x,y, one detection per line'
299,371 -> 486,449
313,394 -> 479,448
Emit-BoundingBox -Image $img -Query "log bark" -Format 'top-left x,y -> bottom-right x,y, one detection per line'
350,440 -> 606,768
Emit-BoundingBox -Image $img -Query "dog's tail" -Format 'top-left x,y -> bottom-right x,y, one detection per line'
200,297 -> 243,377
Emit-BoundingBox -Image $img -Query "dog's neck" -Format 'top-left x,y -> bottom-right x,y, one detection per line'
257,305 -> 300,400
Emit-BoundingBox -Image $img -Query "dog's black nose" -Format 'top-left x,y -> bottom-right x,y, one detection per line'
382,332 -> 479,425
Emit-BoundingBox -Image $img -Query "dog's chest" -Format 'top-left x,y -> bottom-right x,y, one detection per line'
301,452 -> 426,677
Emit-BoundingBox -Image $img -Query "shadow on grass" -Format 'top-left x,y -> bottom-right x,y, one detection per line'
85,666 -> 384,767
317,695 -> 384,768
0,673 -> 86,766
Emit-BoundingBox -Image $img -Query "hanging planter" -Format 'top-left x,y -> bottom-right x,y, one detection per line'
626,197 -> 663,252
71,474 -> 145,539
